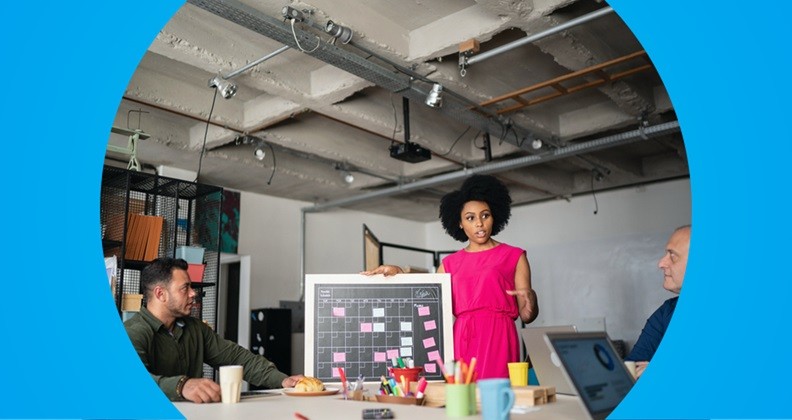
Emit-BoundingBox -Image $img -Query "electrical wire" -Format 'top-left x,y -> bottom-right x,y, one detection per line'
390,93 -> 399,141
195,88 -> 219,182
265,141 -> 276,185
291,19 -> 320,53
591,171 -> 599,215
438,127 -> 473,157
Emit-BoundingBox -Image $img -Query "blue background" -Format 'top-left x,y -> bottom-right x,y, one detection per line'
1,1 -> 789,418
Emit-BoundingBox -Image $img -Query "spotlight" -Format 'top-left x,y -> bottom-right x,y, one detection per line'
425,83 -> 444,108
334,163 -> 355,185
208,75 -> 237,99
342,170 -> 354,184
594,170 -> 605,182
531,138 -> 543,149
325,20 -> 353,44
254,145 -> 266,160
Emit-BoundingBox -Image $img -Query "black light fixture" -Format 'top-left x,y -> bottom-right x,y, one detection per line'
390,98 -> 431,163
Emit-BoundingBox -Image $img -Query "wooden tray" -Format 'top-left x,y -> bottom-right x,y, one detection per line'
374,394 -> 425,405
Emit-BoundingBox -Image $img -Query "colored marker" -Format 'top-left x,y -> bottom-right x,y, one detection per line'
415,377 -> 428,399
465,357 -> 477,384
338,367 -> 348,398
435,357 -> 450,383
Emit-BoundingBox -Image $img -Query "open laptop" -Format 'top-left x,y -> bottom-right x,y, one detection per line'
519,325 -> 578,395
544,331 -> 635,420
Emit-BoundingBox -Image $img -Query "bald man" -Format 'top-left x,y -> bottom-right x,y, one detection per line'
625,225 -> 691,378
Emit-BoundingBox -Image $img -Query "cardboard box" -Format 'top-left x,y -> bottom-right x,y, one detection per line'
122,294 -> 143,311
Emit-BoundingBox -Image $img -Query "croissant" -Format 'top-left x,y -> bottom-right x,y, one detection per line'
294,376 -> 325,392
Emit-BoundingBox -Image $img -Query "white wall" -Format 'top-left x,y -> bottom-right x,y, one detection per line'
425,178 -> 692,348
237,192 -> 307,309
238,193 -> 429,309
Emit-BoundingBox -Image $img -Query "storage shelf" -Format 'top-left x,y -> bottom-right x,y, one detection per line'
101,165 -> 222,323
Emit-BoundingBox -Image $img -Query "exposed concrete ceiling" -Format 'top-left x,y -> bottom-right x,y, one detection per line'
107,0 -> 687,222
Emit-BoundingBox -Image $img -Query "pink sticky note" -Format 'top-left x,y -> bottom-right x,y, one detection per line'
332,307 -> 345,317
360,323 -> 373,332
374,352 -> 387,362
422,337 -> 436,349
424,320 -> 437,331
427,350 -> 441,361
386,349 -> 400,359
424,363 -> 437,373
418,306 -> 431,316
334,352 -> 346,362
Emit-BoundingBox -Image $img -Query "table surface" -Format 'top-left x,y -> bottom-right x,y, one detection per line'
174,390 -> 587,420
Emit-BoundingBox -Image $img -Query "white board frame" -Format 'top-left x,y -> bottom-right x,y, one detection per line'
305,273 -> 453,382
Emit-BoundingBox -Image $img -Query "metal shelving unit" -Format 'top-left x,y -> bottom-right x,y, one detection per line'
100,165 -> 223,330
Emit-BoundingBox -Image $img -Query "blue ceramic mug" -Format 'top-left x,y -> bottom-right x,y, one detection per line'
477,378 -> 515,420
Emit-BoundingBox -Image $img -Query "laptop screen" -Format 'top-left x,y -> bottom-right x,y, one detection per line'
545,332 -> 634,419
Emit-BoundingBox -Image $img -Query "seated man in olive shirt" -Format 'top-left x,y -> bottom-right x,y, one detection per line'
124,257 -> 303,403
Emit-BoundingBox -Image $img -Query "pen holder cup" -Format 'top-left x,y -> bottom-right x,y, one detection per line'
388,367 -> 423,383
375,394 -> 425,406
350,389 -> 365,401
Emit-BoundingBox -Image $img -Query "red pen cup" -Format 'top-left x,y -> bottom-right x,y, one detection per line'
389,366 -> 423,392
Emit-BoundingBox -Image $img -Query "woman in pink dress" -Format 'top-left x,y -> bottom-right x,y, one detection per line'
364,175 -> 538,379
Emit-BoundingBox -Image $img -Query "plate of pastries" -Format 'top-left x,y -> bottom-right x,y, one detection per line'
283,377 -> 340,396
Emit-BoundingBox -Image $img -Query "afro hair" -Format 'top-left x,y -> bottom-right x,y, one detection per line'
439,174 -> 512,242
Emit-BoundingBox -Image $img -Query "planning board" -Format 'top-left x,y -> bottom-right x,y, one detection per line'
305,274 -> 453,383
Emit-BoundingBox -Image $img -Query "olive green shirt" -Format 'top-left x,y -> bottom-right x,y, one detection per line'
124,306 -> 288,400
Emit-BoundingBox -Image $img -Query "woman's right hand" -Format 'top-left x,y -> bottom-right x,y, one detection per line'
360,265 -> 403,276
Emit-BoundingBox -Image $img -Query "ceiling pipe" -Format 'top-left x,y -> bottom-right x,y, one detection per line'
187,0 -> 547,153
298,120 -> 681,298
224,45 -> 290,80
304,120 -> 678,212
464,6 -> 615,67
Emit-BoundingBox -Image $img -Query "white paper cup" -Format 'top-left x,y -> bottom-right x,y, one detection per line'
624,361 -> 637,379
220,365 -> 244,403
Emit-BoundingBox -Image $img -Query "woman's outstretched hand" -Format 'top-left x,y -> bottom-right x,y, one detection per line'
360,265 -> 403,276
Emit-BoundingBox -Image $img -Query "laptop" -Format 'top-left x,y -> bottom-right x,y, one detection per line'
544,331 -> 635,420
519,325 -> 578,395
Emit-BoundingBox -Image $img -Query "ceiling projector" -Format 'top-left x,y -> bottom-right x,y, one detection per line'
389,142 -> 431,163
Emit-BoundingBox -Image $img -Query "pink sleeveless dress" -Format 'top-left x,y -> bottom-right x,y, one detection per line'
442,243 -> 524,379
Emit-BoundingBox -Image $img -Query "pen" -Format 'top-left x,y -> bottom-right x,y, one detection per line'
435,357 -> 450,383
338,367 -> 348,398
415,377 -> 428,399
447,360 -> 456,384
465,357 -> 477,384
380,376 -> 392,395
389,378 -> 401,396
